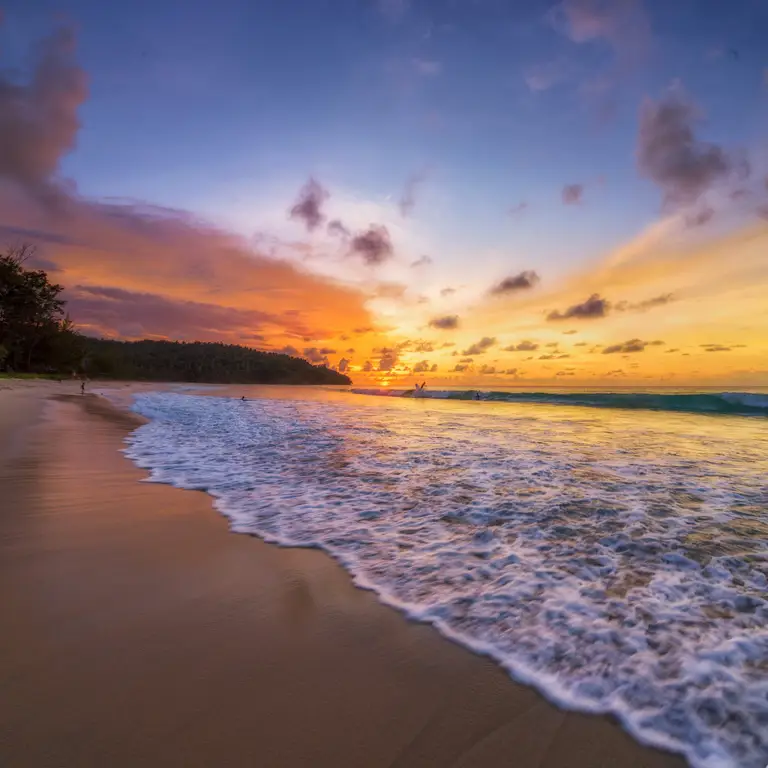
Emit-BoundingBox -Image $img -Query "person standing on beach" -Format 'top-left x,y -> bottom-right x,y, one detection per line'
80,381 -> 85,395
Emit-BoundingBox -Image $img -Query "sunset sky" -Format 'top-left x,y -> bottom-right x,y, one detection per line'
2,0 -> 767,386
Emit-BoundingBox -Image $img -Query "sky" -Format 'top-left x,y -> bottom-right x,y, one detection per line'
1,0 -> 768,386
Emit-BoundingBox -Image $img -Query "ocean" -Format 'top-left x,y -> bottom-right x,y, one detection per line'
118,386 -> 768,768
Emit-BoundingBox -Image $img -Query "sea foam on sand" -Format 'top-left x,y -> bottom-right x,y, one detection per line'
124,392 -> 768,768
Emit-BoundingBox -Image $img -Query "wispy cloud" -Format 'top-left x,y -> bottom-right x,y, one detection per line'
411,254 -> 432,267
399,167 -> 430,217
412,58 -> 441,76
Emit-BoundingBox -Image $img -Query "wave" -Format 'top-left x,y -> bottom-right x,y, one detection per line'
351,389 -> 768,416
123,392 -> 768,768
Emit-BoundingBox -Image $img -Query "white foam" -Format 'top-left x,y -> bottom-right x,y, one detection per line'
124,392 -> 768,768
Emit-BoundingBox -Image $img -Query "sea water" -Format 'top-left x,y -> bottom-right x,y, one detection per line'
122,389 -> 768,768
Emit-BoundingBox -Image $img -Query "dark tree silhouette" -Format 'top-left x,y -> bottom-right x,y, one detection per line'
0,244 -> 82,372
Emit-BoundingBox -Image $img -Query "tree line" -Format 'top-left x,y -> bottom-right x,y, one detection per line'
0,245 -> 351,385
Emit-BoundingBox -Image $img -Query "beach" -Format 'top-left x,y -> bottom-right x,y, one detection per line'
0,381 -> 687,768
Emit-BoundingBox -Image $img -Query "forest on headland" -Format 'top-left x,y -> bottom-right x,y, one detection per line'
0,246 -> 351,385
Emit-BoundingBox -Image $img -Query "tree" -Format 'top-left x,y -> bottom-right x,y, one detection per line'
0,244 -> 75,371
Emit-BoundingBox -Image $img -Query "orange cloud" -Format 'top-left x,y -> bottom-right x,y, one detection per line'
0,192 -> 381,352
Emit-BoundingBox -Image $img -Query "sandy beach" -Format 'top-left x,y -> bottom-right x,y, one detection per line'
0,381 -> 686,768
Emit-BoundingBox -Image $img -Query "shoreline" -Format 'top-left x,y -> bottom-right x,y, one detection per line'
1,383 -> 685,767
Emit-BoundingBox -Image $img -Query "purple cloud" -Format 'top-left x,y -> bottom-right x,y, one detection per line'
350,225 -> 393,265
562,183 -> 584,205
489,270 -> 540,295
637,89 -> 736,208
289,177 -> 329,232
547,293 -> 610,321
0,24 -> 88,199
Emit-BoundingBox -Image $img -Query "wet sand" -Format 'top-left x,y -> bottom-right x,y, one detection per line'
0,385 -> 686,768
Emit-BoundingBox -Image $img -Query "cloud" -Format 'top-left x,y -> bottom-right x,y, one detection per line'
327,219 -> 350,238
430,363 -> 438,372
504,340 -> 538,352
377,347 -> 398,370
615,293 -> 675,312
479,365 -> 496,375
453,364 -> 468,372
303,347 -> 331,364
429,315 -> 459,330
563,329 -> 578,335
411,254 -> 432,267
702,344 -> 732,352
440,286 -> 456,297
459,357 -> 474,363
602,338 -> 651,353
338,358 -> 350,372
685,207 -> 715,228
547,293 -> 610,320
289,177 -> 329,232
363,360 -> 373,372
508,201 -> 529,217
414,341 -> 434,352
524,60 -> 568,92
350,225 -> 393,265
489,270 -> 540,296
462,336 -> 496,355
66,285 -> 291,346
637,89 -> 736,209
0,24 -> 88,201
562,183 -> 584,205
554,0 -> 650,63
399,168 -> 430,217
373,281 -> 408,299
503,368 -> 519,375
279,345 -> 299,356
412,58 -> 441,76
412,360 -> 430,373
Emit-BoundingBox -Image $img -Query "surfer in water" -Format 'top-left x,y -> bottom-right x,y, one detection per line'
414,381 -> 427,398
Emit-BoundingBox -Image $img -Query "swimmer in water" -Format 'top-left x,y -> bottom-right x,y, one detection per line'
474,391 -> 481,400
241,396 -> 247,401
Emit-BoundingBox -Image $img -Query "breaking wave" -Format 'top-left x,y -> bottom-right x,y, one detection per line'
352,389 -> 768,417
